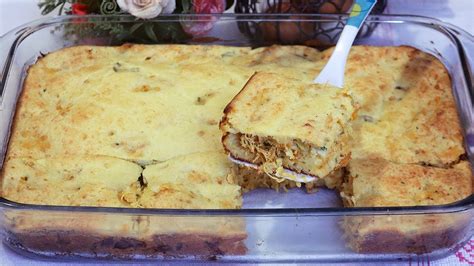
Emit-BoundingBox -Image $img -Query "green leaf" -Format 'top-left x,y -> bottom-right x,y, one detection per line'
129,23 -> 143,34
42,5 -> 58,15
38,0 -> 69,15
58,2 -> 66,15
144,24 -> 159,43
181,0 -> 192,13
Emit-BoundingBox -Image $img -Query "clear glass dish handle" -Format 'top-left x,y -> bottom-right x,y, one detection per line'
443,25 -> 474,162
0,27 -> 27,101
445,26 -> 474,89
460,35 -> 473,86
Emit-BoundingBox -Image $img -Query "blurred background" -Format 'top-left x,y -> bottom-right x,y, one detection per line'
1,0 -> 473,36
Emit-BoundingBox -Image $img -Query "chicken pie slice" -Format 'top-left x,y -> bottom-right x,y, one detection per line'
220,72 -> 355,183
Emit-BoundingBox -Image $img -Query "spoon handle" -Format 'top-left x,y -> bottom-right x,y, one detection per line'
314,0 -> 377,88
348,0 -> 377,28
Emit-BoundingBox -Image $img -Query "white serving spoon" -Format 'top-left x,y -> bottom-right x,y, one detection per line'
315,0 -> 377,87
231,0 -> 377,183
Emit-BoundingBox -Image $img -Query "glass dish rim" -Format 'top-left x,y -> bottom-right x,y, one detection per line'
0,13 -> 472,216
1,13 -> 473,41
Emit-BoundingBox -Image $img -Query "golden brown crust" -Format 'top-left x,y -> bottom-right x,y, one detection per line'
4,44 -> 326,203
138,151 -> 242,209
328,46 -> 471,254
7,44 -> 471,206
345,158 -> 472,207
7,45 -> 248,161
1,155 -> 143,207
220,72 -> 259,126
331,46 -> 465,166
341,157 -> 472,253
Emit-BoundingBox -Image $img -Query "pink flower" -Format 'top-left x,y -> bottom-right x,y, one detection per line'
70,3 -> 89,24
117,0 -> 176,19
192,0 -> 225,14
71,3 -> 88,15
182,0 -> 226,36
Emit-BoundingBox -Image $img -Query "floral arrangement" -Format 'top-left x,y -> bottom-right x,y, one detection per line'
38,0 -> 234,43
38,0 -> 385,45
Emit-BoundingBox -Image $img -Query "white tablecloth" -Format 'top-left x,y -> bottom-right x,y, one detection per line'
0,0 -> 473,265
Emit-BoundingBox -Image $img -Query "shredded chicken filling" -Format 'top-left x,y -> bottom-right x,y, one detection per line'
339,174 -> 355,207
237,134 -> 329,182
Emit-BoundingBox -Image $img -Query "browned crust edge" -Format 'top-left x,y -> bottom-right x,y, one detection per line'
5,230 -> 247,259
0,54 -> 40,193
219,72 -> 259,131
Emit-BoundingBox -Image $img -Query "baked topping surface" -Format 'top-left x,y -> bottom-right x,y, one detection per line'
7,45 -> 321,162
2,44 -> 325,208
1,44 -> 472,256
331,46 -> 465,166
1,155 -> 142,207
1,44 -> 471,209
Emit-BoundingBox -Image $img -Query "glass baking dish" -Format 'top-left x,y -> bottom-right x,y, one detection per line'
0,14 -> 473,263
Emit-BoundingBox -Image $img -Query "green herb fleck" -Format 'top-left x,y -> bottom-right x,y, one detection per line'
113,62 -> 139,73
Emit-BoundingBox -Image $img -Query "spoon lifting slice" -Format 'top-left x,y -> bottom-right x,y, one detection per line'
315,0 -> 377,88
224,0 -> 377,183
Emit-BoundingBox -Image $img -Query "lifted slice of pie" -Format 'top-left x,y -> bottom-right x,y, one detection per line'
220,72 -> 355,182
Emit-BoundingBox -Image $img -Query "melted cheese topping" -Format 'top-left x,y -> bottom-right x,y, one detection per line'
4,44 -> 324,207
9,45 -> 322,162
327,46 -> 465,166
1,156 -> 142,207
222,73 -> 354,147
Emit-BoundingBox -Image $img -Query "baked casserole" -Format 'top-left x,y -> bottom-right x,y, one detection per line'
1,44 -> 471,256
